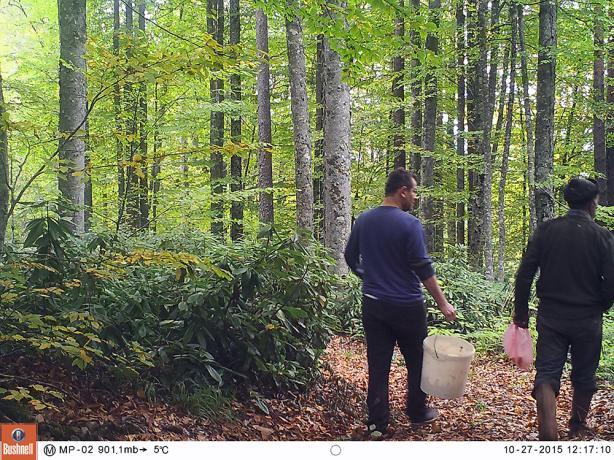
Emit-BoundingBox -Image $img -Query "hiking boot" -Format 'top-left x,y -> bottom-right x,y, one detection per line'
568,390 -> 593,438
535,384 -> 558,441
409,407 -> 439,425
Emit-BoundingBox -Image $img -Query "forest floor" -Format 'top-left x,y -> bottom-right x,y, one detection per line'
31,335 -> 613,441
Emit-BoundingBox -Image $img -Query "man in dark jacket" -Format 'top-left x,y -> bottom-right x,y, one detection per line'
514,177 -> 614,440
344,168 -> 456,439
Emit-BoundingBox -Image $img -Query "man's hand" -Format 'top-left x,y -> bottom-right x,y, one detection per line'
513,317 -> 529,329
438,301 -> 456,322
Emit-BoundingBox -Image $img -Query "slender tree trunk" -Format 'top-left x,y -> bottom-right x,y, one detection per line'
323,1 -> 351,274
497,4 -> 517,282
422,0 -> 440,253
113,0 -> 123,224
607,6 -> 614,205
151,83 -> 163,233
392,0 -> 406,169
286,1 -> 314,232
518,4 -> 536,232
209,0 -> 226,235
229,0 -> 243,241
124,0 -> 139,229
256,8 -> 273,225
456,0 -> 466,246
137,0 -> 148,229
0,66 -> 8,256
84,114 -> 92,231
467,0 -> 484,269
534,0 -> 557,224
562,84 -> 578,165
314,35 -> 325,241
593,1 -> 606,204
491,43 -> 510,160
479,0 -> 494,279
410,0 -> 422,178
58,0 -> 87,233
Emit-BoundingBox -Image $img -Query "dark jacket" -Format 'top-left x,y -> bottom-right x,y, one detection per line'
514,210 -> 614,325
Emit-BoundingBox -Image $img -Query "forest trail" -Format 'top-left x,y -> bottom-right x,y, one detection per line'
34,336 -> 612,442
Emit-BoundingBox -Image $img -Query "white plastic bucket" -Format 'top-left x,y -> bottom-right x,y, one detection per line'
420,335 -> 475,399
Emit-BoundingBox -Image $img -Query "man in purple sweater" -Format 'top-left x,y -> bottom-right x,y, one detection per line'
344,168 -> 456,438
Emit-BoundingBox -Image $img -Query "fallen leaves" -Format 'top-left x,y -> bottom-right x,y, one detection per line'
4,336 -> 612,441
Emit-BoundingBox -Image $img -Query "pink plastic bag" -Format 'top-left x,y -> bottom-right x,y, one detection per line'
503,323 -> 533,370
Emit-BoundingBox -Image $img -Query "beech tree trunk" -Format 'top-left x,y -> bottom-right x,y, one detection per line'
497,5 -> 517,282
314,35 -> 325,241
467,0 -> 484,270
137,0 -> 148,229
229,0 -> 243,240
392,0 -> 406,169
518,4 -> 537,232
286,1 -> 314,232
58,0 -> 87,233
593,1 -> 606,204
209,0 -> 226,235
256,8 -> 274,225
323,1 -> 351,274
456,0 -> 465,246
534,0 -> 556,224
422,0 -> 440,253
409,0 -> 422,178
113,0 -> 123,223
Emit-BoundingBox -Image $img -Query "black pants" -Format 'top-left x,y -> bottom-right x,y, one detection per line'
533,312 -> 603,398
362,296 -> 428,431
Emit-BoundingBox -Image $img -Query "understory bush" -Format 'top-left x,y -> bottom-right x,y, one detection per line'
1,209 -> 337,418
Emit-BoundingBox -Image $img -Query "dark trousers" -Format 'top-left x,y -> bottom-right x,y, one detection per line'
362,296 -> 428,431
533,312 -> 603,397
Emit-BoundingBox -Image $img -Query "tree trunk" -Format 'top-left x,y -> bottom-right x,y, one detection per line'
124,0 -> 139,229
229,0 -> 243,241
113,0 -> 123,224
534,0 -> 556,224
0,66 -> 8,256
593,1 -> 606,204
58,0 -> 87,233
479,0 -> 494,279
456,0 -> 465,246
607,6 -> 614,205
518,4 -> 537,232
138,0 -> 148,229
466,0 -> 484,270
392,0 -> 406,169
422,0 -> 440,253
256,8 -> 273,225
497,4 -> 517,282
314,34 -> 325,241
151,83 -> 163,233
491,43 -> 510,160
323,1 -> 351,274
409,0 -> 422,178
286,1 -> 314,232
209,0 -> 226,235
84,114 -> 92,231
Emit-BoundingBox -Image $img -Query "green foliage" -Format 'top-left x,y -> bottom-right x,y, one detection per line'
1,218 -> 338,418
598,312 -> 614,382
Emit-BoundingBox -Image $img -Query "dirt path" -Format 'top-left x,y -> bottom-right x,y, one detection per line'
37,336 -> 613,441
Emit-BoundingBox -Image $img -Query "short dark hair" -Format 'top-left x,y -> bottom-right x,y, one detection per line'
563,177 -> 599,209
385,168 -> 417,196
